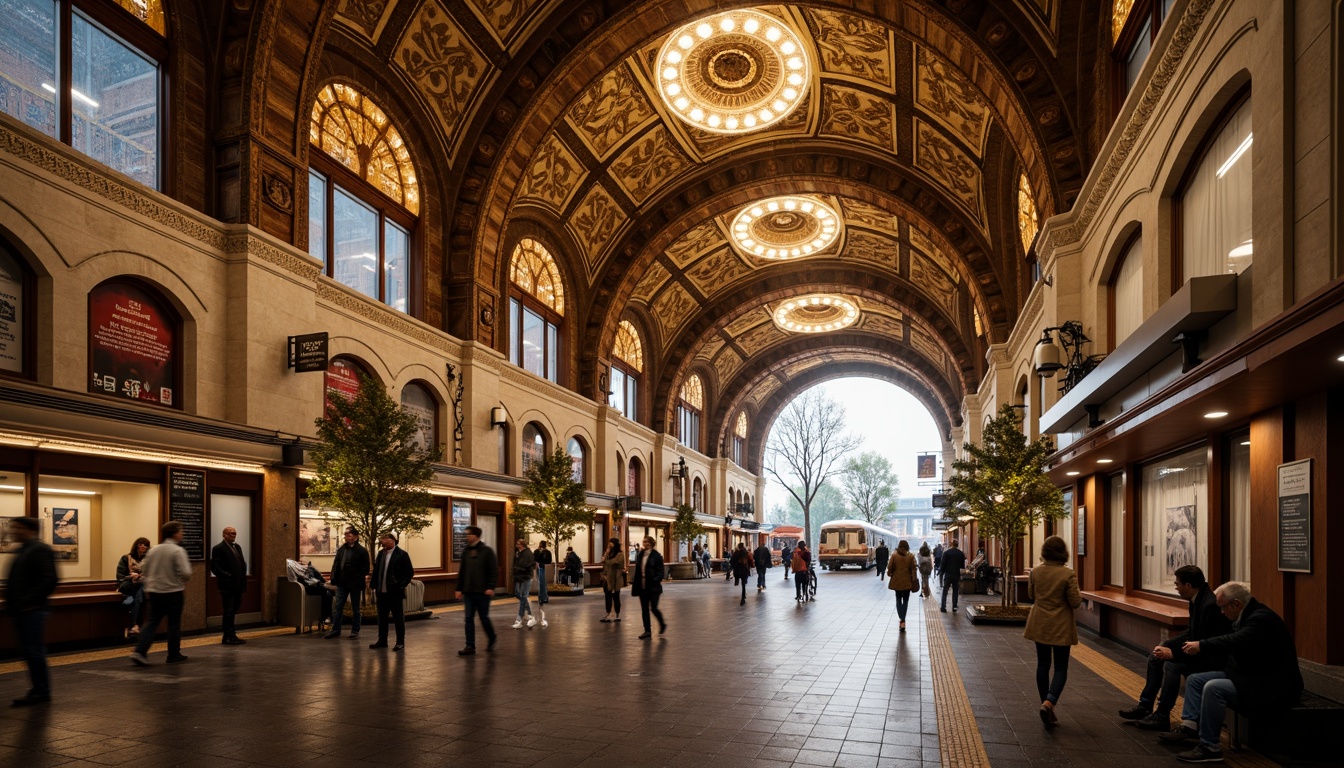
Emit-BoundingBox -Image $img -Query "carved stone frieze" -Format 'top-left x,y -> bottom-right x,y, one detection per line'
664,222 -> 726,268
804,8 -> 893,88
819,84 -> 896,153
630,261 -> 669,302
516,131 -> 587,212
565,63 -> 659,161
913,118 -> 987,236
608,125 -> 693,205
650,281 -> 698,342
566,183 -> 628,276
395,0 -> 490,143
316,282 -> 464,358
914,46 -> 991,156
684,246 -> 750,295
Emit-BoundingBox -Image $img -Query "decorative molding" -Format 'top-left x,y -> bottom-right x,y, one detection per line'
497,363 -> 602,415
315,281 -> 464,359
222,231 -> 323,281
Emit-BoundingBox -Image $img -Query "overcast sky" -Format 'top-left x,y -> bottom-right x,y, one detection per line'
763,377 -> 945,516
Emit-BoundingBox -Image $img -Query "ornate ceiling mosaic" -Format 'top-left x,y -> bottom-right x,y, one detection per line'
730,196 -> 840,260
772,294 -> 860,334
655,9 -> 810,134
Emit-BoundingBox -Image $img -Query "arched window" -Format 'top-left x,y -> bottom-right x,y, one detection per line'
732,411 -> 748,465
1110,232 -> 1144,347
627,456 -> 643,498
0,0 -> 167,188
308,83 -> 418,313
401,382 -> 438,453
522,422 -> 547,475
509,239 -> 564,384
1178,98 -> 1252,284
324,356 -> 372,415
0,240 -> 33,378
1017,172 -> 1039,256
692,477 -> 703,512
610,319 -> 642,420
567,437 -> 585,485
88,278 -> 179,408
1112,0 -> 1178,100
677,374 -> 703,451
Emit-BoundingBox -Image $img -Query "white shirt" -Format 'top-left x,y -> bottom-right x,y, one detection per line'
141,540 -> 192,593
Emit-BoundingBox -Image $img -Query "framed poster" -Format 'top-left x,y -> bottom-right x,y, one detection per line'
1164,504 -> 1197,579
298,511 -> 336,556
917,454 -> 937,479
451,500 -> 472,562
0,247 -> 23,374
88,280 -> 177,406
1277,459 -> 1312,573
169,468 -> 207,561
1075,506 -> 1086,556
50,507 -> 79,561
324,357 -> 364,414
0,516 -> 22,554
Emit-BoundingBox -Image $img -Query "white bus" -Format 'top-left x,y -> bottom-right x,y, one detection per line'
818,519 -> 900,570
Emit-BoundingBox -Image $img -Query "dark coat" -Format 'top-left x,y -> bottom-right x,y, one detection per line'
874,545 -> 890,568
209,540 -> 248,593
753,545 -> 772,569
780,546 -> 792,568
564,551 -> 583,579
1164,585 -> 1233,668
371,546 -> 414,599
5,538 -> 57,612
933,544 -> 945,570
940,546 -> 967,577
330,541 -> 371,591
731,549 -> 753,578
533,547 -> 554,567
1199,597 -> 1304,715
512,546 -> 536,581
456,541 -> 497,594
631,548 -> 664,596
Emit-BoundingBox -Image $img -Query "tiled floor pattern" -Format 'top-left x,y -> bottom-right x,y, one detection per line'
921,596 -> 989,768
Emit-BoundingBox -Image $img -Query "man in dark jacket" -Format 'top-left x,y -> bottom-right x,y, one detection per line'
632,535 -> 665,638
533,541 -> 553,605
939,539 -> 967,613
325,527 -> 370,639
369,532 -> 413,651
933,542 -> 945,577
752,541 -> 772,591
874,540 -> 890,579
563,546 -> 584,585
455,525 -> 497,655
209,527 -> 248,646
6,517 -> 57,706
1160,582 -> 1304,763
1119,565 -> 1232,729
780,544 -> 792,582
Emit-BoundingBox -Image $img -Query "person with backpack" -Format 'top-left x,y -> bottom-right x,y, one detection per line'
731,543 -> 753,605
792,542 -> 812,602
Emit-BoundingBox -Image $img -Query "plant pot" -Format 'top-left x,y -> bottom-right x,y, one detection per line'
966,604 -> 1030,625
669,562 -> 698,580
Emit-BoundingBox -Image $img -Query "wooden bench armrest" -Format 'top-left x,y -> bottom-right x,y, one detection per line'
1081,590 -> 1188,625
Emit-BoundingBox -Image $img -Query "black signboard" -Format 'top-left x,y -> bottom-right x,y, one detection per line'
1277,459 -> 1312,573
451,500 -> 471,562
168,467 -> 207,561
740,519 -> 760,530
288,332 -> 329,373
931,493 -> 950,508
623,496 -> 642,512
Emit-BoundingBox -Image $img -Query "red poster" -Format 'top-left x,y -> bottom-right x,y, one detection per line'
89,282 -> 176,406
324,358 -> 364,414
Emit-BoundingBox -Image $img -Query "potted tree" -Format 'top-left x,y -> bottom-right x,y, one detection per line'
511,446 -> 595,595
669,504 -> 707,579
945,403 -> 1068,624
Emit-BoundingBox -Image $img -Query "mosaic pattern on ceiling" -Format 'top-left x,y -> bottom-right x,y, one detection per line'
723,308 -> 773,339
751,375 -> 782,406
609,125 -> 695,205
463,0 -> 549,50
395,0 -> 491,151
803,8 -> 894,89
566,183 -> 628,279
336,0 -> 396,41
913,118 -> 987,236
734,321 -> 790,357
631,262 -> 669,302
914,46 -> 991,157
685,248 -> 753,295
650,282 -> 700,340
565,63 -> 660,161
713,347 -> 744,386
819,84 -> 896,153
856,310 -> 904,339
842,229 -> 900,272
516,131 -> 587,213
665,223 -> 729,268
840,198 -> 900,235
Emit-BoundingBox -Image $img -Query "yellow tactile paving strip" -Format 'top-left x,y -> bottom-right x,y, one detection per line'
923,599 -> 992,768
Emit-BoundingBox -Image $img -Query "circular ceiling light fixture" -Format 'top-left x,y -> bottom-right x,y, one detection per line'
731,196 -> 840,259
656,9 -> 810,134
772,294 -> 860,334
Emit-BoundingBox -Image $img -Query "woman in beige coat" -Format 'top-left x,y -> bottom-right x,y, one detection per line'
599,537 -> 628,622
886,539 -> 919,632
1024,535 -> 1082,727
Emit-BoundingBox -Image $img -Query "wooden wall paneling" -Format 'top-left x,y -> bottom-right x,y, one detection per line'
1249,407 -> 1287,616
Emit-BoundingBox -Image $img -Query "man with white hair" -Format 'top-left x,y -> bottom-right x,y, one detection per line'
1157,581 -> 1303,764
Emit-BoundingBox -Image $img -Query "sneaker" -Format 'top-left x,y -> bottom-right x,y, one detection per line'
129,653 -> 149,666
1118,704 -> 1152,720
1175,745 -> 1223,763
1134,712 -> 1172,730
1158,725 -> 1199,744
166,654 -> 188,664
526,616 -> 537,628
511,619 -> 523,629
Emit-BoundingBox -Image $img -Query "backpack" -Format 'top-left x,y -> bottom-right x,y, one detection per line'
791,549 -> 806,572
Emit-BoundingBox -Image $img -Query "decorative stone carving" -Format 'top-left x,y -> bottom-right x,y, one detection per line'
665,222 -> 726,267
913,118 -> 987,235
609,125 -> 693,205
263,173 -> 293,213
804,8 -> 893,88
650,281 -> 698,341
566,183 -> 627,275
516,131 -> 586,212
684,246 -> 750,295
630,262 -> 669,302
396,0 -> 490,142
914,46 -> 991,156
819,85 -> 896,153
566,63 -> 658,160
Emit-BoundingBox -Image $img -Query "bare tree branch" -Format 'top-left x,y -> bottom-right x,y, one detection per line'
764,389 -> 863,543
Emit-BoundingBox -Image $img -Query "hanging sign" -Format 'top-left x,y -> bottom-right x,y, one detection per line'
288,332 -> 328,372
917,454 -> 937,479
1277,459 -> 1312,573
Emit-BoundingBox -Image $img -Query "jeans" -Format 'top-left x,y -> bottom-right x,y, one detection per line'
515,578 -> 533,618
735,573 -> 748,601
462,592 -> 495,648
536,566 -> 548,603
795,572 -> 808,600
375,590 -> 405,644
756,566 -> 767,589
894,589 -> 911,622
940,572 -> 961,610
125,586 -> 144,625
1139,655 -> 1192,713
1035,643 -> 1071,704
639,592 -> 664,632
331,585 -> 362,634
603,586 -> 621,615
13,609 -> 50,697
1181,671 -> 1236,749
220,590 -> 242,640
135,591 -> 184,658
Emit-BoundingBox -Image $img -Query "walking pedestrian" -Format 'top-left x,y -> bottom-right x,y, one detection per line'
917,543 -> 934,598
130,521 -> 192,666
632,536 -> 666,638
115,537 -> 150,639
455,525 -> 497,655
731,543 -> 752,605
780,543 -> 792,582
752,540 -> 771,591
325,527 -> 370,639
701,547 -> 711,580
6,517 -> 56,706
933,541 -> 945,578
723,546 -> 732,580
533,541 -> 552,605
939,539 -> 967,613
209,526 -> 248,645
1024,535 -> 1082,728
792,542 -> 812,602
886,540 -> 918,632
370,532 -> 413,651
599,537 -> 627,622
874,540 -> 890,578
512,538 -> 536,629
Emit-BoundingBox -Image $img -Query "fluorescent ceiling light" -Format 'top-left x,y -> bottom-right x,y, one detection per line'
40,487 -> 98,496
1096,458 -> 1113,464
1228,240 -> 1253,258
1204,411 -> 1229,419
1216,134 -> 1252,178
1240,441 -> 1251,446
38,82 -> 99,108
1065,471 -> 1080,476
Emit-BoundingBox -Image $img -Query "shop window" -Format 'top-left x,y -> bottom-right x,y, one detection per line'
1107,473 -> 1125,587
88,278 -> 179,408
1225,431 -> 1250,582
1112,0 -> 1177,102
400,381 -> 438,453
508,239 -> 564,383
521,422 -> 546,476
401,503 -> 444,570
0,0 -> 166,188
733,411 -> 747,466
527,525 -> 590,565
1178,98 -> 1252,283
324,356 -> 371,415
450,499 -> 471,562
209,493 -> 252,576
610,320 -> 642,421
308,84 -> 418,313
567,436 -> 585,485
677,374 -> 703,451
0,241 -> 33,377
1110,232 -> 1144,347
1139,445 -> 1208,595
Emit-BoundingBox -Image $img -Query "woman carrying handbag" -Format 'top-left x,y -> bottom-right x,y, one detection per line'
1023,535 -> 1082,728
599,537 -> 627,622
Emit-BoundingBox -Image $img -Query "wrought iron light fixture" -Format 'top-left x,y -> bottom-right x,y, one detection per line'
669,455 -> 687,479
1034,321 -> 1105,395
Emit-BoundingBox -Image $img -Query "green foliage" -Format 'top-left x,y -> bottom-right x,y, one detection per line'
841,451 -> 900,526
945,403 -> 1066,606
670,504 -> 707,561
512,446 -> 595,579
306,378 -> 440,546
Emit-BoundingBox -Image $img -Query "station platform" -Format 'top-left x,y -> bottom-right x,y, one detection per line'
0,569 -> 1329,767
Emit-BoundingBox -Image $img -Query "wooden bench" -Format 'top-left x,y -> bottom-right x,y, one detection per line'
1081,590 -> 1188,626
1230,690 -> 1343,761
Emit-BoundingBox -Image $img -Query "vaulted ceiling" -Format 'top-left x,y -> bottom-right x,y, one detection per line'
260,0 -> 1105,468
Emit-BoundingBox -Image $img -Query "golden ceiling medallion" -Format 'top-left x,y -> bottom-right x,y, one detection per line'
656,9 -> 810,134
772,294 -> 860,334
731,195 -> 840,259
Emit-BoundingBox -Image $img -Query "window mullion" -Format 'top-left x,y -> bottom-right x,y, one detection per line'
59,0 -> 72,145
377,211 -> 386,303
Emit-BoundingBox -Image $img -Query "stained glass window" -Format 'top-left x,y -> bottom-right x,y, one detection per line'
1017,172 -> 1039,255
613,320 -> 643,371
680,374 -> 704,410
735,411 -> 748,439
114,0 -> 165,35
1112,0 -> 1135,44
510,238 -> 565,315
310,83 -> 420,215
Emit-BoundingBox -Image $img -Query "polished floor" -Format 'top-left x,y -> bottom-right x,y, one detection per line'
0,569 -> 1313,767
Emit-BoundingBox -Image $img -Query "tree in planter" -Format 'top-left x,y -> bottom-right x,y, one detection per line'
670,504 -> 707,567
511,446 -> 595,586
306,377 -> 441,548
944,403 -> 1067,610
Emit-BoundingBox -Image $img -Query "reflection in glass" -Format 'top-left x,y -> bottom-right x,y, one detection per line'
71,13 -> 158,188
610,367 -> 626,415
0,0 -> 57,138
308,170 -> 326,260
1139,445 -> 1208,595
333,188 -> 378,300
384,220 -> 408,311
522,307 -> 544,377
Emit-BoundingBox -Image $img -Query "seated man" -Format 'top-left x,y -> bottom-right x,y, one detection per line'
1118,565 -> 1232,729
1157,581 -> 1303,764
